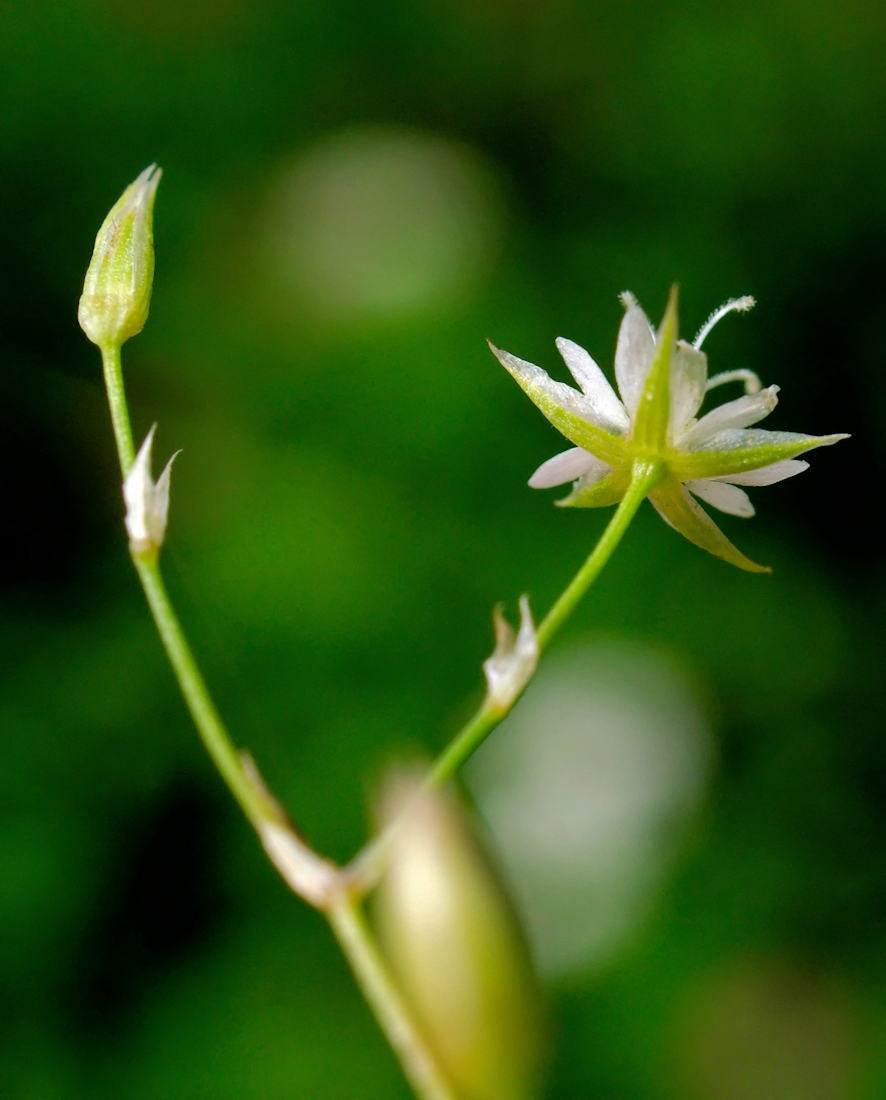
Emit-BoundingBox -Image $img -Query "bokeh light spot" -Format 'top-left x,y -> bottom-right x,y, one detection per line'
258,126 -> 505,321
468,640 -> 713,980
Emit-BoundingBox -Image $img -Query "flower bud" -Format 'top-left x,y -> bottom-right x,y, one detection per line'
376,776 -> 544,1100
78,165 -> 161,348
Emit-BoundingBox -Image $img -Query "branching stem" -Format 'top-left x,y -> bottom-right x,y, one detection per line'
99,332 -> 657,1098
347,459 -> 662,893
98,338 -> 455,1100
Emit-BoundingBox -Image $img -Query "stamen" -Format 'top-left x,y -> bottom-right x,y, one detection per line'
693,295 -> 755,349
706,368 -> 762,395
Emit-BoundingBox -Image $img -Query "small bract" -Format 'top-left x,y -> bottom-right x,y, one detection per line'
490,289 -> 848,571
123,425 -> 178,556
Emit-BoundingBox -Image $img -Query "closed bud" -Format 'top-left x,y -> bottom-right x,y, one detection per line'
376,775 -> 544,1100
78,165 -> 161,348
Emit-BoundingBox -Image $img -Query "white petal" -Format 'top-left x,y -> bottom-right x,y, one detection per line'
555,337 -> 629,433
685,479 -> 755,518
715,458 -> 809,486
683,386 -> 779,447
669,341 -> 708,435
528,447 -> 606,488
614,299 -> 656,419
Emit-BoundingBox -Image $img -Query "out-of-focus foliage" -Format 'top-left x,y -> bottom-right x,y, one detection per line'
1,0 -> 883,1097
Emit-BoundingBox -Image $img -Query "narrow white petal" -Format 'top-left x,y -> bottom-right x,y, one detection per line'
683,385 -> 780,447
555,337 -> 629,432
123,425 -> 157,544
686,479 -> 755,517
669,341 -> 708,435
614,299 -> 656,419
528,447 -> 605,488
716,458 -> 809,486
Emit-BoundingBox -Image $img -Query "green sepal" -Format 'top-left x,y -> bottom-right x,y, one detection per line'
490,342 -> 628,466
669,429 -> 849,482
632,285 -> 677,454
649,475 -> 770,573
557,464 -> 632,508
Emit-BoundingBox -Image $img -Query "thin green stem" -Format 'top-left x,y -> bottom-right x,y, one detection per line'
326,894 -> 457,1100
434,458 -> 661,784
132,553 -> 277,827
100,343 -> 136,474
99,338 -> 276,829
425,704 -> 500,791
348,459 -> 662,894
97,337 -> 454,1100
535,458 -> 661,649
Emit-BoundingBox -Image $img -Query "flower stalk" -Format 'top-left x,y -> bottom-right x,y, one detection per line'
82,167 -> 850,1100
82,166 -> 459,1100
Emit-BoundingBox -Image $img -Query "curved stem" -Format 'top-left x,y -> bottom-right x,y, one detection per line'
99,340 -> 275,828
95,337 -> 458,1100
535,458 -> 661,648
348,460 -> 662,893
132,553 -> 278,827
327,895 -> 457,1100
435,458 -> 661,781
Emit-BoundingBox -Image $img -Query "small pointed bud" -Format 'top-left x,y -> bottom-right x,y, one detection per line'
483,595 -> 538,712
78,164 -> 161,348
123,425 -> 178,555
376,775 -> 544,1100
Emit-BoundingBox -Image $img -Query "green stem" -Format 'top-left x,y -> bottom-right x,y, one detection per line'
101,343 -> 136,473
535,458 -> 661,649
348,459 -> 662,893
432,458 -> 661,785
99,339 -> 275,829
327,894 -> 457,1100
97,337 -> 455,1100
132,553 -> 277,827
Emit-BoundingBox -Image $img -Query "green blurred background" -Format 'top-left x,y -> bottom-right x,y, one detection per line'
2,0 -> 883,1096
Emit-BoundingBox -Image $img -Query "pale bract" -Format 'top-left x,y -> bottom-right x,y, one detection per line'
483,595 -> 538,712
123,425 -> 178,555
490,291 -> 848,572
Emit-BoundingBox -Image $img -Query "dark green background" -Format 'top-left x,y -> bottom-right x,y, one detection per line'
2,0 -> 883,1096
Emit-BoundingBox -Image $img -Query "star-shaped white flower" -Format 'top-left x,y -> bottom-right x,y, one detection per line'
490,289 -> 848,572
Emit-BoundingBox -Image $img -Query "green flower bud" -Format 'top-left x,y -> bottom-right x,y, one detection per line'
78,165 -> 161,349
376,776 -> 544,1100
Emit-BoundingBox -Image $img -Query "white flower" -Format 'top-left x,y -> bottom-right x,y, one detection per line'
123,425 -> 178,554
490,289 -> 848,572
